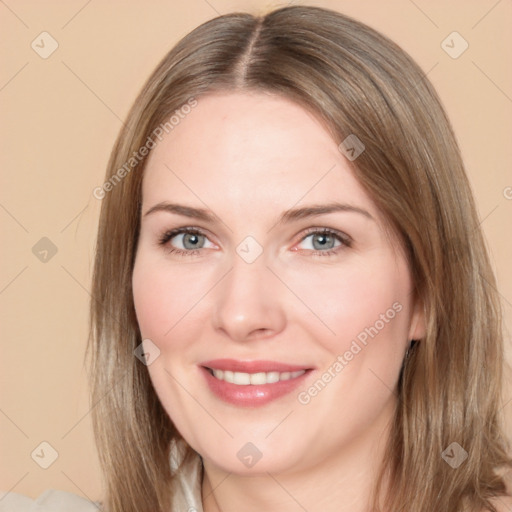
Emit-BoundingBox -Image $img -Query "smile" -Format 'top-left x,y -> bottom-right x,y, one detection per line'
207,368 -> 306,385
199,359 -> 313,407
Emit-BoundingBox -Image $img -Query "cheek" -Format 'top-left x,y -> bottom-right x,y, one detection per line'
132,256 -> 207,437
132,255 -> 209,342
132,266 -> 170,341
328,266 -> 412,405
285,255 -> 412,357
290,259 -> 412,440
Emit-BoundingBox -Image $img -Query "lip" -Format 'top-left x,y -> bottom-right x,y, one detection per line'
199,359 -> 314,408
201,358 -> 311,373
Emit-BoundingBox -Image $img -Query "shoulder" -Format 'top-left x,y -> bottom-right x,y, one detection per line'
0,489 -> 101,511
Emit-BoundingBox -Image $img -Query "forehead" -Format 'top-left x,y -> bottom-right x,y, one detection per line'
142,91 -> 377,220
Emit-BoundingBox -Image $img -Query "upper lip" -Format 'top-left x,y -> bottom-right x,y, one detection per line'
201,359 -> 313,373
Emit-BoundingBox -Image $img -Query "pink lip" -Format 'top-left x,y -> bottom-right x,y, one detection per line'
201,358 -> 311,373
199,359 -> 314,408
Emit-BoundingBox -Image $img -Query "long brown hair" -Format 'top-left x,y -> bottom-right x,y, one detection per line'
87,5 -> 512,511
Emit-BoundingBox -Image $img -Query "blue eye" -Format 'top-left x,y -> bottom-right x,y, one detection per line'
157,227 -> 351,258
296,228 -> 352,257
158,227 -> 213,256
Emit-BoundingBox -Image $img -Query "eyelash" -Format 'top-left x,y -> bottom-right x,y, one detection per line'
157,227 -> 352,258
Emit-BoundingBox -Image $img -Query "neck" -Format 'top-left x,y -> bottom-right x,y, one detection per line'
201,398 -> 395,512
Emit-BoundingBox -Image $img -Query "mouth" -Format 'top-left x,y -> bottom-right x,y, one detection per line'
205,367 -> 307,385
199,359 -> 314,407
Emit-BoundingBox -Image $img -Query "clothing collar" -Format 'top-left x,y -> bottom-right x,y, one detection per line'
170,439 -> 204,511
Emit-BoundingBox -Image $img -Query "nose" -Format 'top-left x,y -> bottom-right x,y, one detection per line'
211,254 -> 287,343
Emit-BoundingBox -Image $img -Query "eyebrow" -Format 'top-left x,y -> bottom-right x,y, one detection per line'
143,201 -> 374,225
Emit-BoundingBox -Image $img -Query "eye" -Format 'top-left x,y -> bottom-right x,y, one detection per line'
295,228 -> 352,257
157,226 -> 352,258
158,227 -> 215,256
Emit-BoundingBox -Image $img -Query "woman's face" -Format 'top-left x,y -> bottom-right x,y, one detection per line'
132,91 -> 424,475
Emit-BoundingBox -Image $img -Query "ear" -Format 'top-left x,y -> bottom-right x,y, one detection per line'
408,297 -> 426,341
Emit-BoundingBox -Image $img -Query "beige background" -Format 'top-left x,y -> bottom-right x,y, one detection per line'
1,0 -> 511,502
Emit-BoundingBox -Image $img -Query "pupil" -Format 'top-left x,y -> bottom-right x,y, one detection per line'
184,233 -> 201,249
313,234 -> 333,250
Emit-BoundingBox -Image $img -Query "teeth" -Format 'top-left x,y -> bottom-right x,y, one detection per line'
211,369 -> 305,385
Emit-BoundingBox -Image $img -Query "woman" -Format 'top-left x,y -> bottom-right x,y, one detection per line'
4,4 -> 511,512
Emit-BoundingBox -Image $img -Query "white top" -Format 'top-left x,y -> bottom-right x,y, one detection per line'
0,440 -> 204,511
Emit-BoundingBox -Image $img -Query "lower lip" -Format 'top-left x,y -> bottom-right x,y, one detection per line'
199,366 -> 311,407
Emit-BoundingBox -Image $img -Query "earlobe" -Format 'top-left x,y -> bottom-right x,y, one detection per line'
408,299 -> 426,341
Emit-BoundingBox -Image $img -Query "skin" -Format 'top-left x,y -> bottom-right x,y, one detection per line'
132,91 -> 425,512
